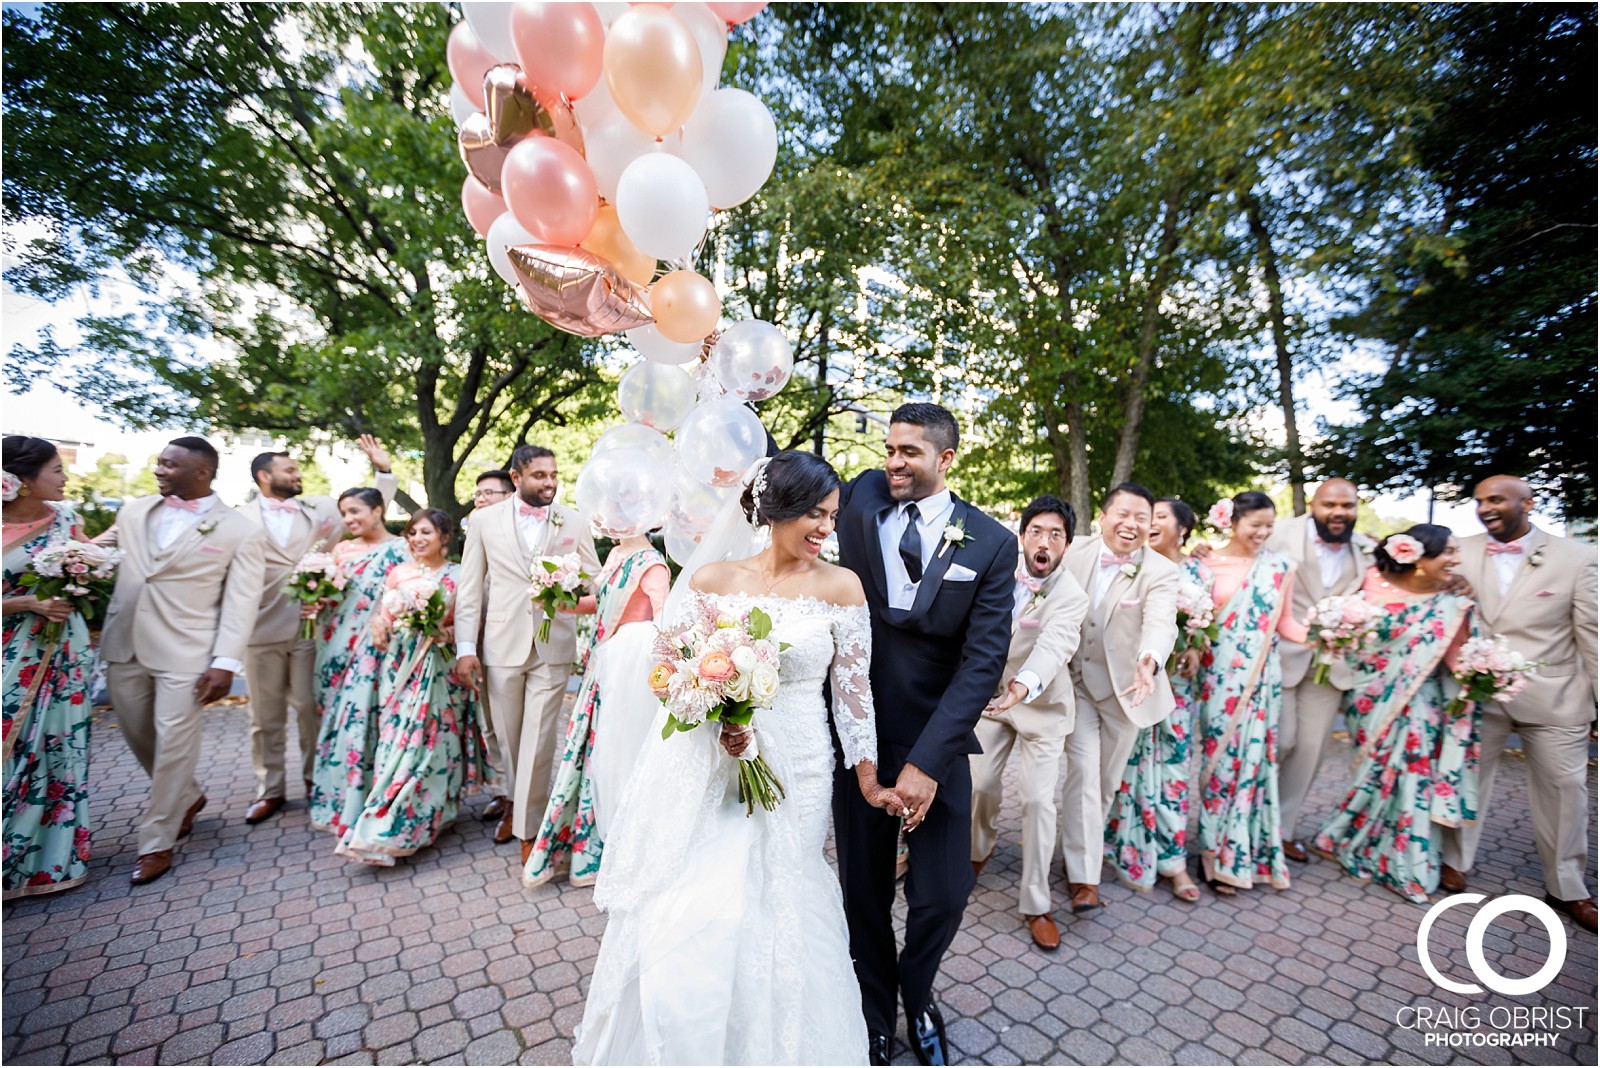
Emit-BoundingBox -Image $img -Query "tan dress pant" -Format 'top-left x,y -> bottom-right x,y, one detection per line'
1275,676 -> 1347,841
1058,689 -> 1140,885
1441,705 -> 1593,901
245,638 -> 318,800
477,686 -> 508,799
970,714 -> 1064,916
107,662 -> 208,856
486,657 -> 570,839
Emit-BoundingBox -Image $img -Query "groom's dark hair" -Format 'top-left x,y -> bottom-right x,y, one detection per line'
742,450 -> 841,528
890,402 -> 959,454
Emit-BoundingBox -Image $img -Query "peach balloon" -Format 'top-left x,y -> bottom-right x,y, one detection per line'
501,137 -> 600,247
511,2 -> 606,103
582,204 -> 657,287
461,176 -> 506,237
603,7 -> 702,137
447,22 -> 498,110
650,270 -> 720,343
706,1 -> 767,24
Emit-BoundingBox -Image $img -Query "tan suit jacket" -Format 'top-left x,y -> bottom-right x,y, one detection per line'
455,498 -> 600,668
1460,527 -> 1598,727
1266,514 -> 1373,687
992,561 -> 1089,740
242,495 -> 346,646
100,497 -> 267,675
1064,536 -> 1179,729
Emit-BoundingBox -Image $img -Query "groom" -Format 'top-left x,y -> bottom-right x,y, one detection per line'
834,403 -> 1015,1066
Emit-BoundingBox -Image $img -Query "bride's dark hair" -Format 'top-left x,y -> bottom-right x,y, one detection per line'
740,450 -> 842,527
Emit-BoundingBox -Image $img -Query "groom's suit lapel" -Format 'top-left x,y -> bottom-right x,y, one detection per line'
903,497 -> 968,622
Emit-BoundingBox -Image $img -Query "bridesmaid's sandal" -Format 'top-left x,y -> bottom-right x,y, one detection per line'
1166,871 -> 1201,903
1199,858 -> 1237,897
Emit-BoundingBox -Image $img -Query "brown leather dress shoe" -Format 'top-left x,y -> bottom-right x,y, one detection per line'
972,851 -> 993,879
304,778 -> 314,796
1545,895 -> 1599,933
178,794 -> 207,839
493,802 -> 517,844
1440,864 -> 1468,893
481,796 -> 509,822
520,839 -> 535,866
1067,882 -> 1101,912
1282,838 -> 1308,863
1026,914 -> 1060,950
131,850 -> 173,885
245,796 -> 286,825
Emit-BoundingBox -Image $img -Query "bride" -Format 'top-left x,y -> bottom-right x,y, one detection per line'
573,451 -> 906,1066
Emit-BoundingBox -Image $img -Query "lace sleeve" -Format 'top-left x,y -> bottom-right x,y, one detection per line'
830,603 -> 878,768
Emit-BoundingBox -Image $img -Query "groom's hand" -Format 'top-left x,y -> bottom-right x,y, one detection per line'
895,763 -> 938,831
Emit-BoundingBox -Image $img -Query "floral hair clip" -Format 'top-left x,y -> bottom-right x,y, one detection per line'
1207,499 -> 1234,531
1384,533 -> 1423,565
1,471 -> 19,503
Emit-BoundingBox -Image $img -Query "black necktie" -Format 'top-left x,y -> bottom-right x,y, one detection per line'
899,502 -> 924,583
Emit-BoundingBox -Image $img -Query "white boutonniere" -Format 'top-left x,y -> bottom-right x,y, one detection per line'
1353,532 -> 1377,554
937,518 -> 967,559
1120,562 -> 1139,579
550,510 -> 565,529
197,519 -> 218,536
1529,547 -> 1545,568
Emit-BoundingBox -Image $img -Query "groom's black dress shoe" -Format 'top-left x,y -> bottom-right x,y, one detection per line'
909,1004 -> 949,1066
868,1031 -> 892,1066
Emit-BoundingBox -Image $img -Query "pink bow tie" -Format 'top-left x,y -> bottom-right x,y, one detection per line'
1486,541 -> 1523,556
1015,570 -> 1043,594
262,497 -> 299,513
162,496 -> 202,513
519,503 -> 549,522
1101,552 -> 1133,567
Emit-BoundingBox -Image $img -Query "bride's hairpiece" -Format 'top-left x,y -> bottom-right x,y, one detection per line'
747,460 -> 772,530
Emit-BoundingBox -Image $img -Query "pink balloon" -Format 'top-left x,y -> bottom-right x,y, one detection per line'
461,176 -> 505,237
501,137 -> 600,247
447,22 -> 498,110
706,1 -> 766,24
511,2 -> 606,102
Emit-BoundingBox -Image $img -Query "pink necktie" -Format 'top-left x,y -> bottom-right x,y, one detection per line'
262,497 -> 299,513
1485,541 -> 1523,556
1015,569 -> 1043,594
519,503 -> 549,522
162,496 -> 201,513
1101,551 -> 1133,567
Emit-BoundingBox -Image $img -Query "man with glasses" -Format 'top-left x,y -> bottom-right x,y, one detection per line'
467,468 -> 515,826
969,496 -> 1089,950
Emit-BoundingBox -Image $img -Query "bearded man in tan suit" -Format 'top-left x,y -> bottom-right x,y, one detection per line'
456,445 -> 599,861
239,434 -> 396,825
100,437 -> 267,885
969,495 -> 1089,950
1058,482 -> 1180,912
1265,478 -> 1377,860
1442,475 -> 1598,933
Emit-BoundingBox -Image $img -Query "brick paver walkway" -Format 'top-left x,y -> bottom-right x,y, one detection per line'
3,701 -> 1595,1065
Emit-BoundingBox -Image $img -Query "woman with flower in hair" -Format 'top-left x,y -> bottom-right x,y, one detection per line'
336,509 -> 490,865
308,486 -> 407,838
1194,491 -> 1304,894
1,436 -> 96,898
1106,498 -> 1211,902
1312,525 -> 1479,902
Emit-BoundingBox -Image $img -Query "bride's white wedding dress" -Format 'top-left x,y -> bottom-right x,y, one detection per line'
572,589 -> 877,1066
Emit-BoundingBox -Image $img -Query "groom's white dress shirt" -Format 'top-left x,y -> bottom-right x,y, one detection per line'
876,488 -> 953,611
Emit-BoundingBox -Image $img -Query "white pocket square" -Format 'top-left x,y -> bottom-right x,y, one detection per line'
1117,597 -> 1142,608
945,563 -> 977,582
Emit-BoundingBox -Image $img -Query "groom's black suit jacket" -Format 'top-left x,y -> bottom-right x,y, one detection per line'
836,470 -> 1015,783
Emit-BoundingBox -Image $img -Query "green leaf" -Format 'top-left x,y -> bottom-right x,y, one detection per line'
747,607 -> 773,641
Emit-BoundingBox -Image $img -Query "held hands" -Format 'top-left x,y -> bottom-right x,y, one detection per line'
356,433 -> 393,473
719,722 -> 753,758
300,601 -> 320,621
984,678 -> 1028,716
1176,647 -> 1203,680
194,668 -> 233,705
892,763 -> 939,832
6,595 -> 74,623
371,616 -> 392,653
457,654 -> 482,695
1118,653 -> 1159,707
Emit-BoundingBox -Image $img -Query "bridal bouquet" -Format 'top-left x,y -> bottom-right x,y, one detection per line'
649,602 -> 788,814
285,551 -> 348,639
529,553 -> 589,644
1448,635 -> 1537,715
1170,578 -> 1218,669
382,575 -> 451,650
21,541 -> 122,642
1305,594 -> 1382,685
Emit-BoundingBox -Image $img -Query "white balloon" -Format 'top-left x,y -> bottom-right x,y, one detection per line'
586,116 -> 665,205
450,84 -> 479,126
711,318 -> 793,400
617,361 -> 698,432
592,1 -> 631,26
575,446 -> 673,538
573,67 -> 621,130
677,397 -> 766,488
461,2 -> 518,64
678,88 -> 778,210
593,423 -> 675,468
486,211 -> 536,287
662,518 -> 703,566
626,323 -> 702,365
616,153 -> 710,262
668,471 -> 731,535
671,1 -> 727,99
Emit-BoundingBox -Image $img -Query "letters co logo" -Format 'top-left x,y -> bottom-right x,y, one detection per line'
1417,894 -> 1568,996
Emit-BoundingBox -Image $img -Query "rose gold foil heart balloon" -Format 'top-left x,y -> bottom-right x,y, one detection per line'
509,244 -> 654,337
482,64 -> 586,155
458,112 -> 511,192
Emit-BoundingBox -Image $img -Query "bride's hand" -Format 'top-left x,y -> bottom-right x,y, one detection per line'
719,722 -> 753,758
869,785 -> 909,817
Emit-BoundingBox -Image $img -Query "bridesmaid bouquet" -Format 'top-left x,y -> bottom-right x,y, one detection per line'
529,552 -> 590,644
1448,635 -> 1537,715
382,576 -> 450,650
285,552 -> 348,639
22,541 -> 122,642
1306,594 -> 1382,685
649,602 -> 788,814
1170,578 -> 1219,668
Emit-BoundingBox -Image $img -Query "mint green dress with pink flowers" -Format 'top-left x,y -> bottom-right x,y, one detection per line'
2,503 -> 93,899
309,537 -> 407,837
336,563 -> 492,865
1313,574 -> 1477,902
1106,555 -> 1211,890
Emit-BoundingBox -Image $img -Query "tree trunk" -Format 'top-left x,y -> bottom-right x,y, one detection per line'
1044,371 -> 1092,521
1244,191 -> 1307,515
813,320 -> 829,456
1109,182 -> 1185,489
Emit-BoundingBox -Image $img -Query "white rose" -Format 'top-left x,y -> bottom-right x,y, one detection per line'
730,646 -> 757,673
747,663 -> 780,705
725,670 -> 751,702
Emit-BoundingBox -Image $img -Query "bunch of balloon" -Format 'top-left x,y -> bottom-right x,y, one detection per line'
448,1 -> 776,340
